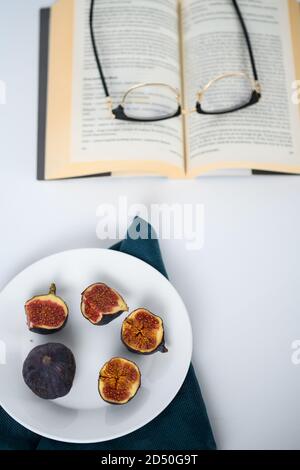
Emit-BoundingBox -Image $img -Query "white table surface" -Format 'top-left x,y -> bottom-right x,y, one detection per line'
1,0 -> 300,451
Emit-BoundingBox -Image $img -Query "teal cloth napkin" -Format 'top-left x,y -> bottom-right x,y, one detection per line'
0,218 -> 216,450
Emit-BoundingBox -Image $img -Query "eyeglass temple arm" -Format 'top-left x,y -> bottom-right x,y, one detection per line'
90,0 -> 258,102
232,0 -> 259,83
89,0 -> 110,98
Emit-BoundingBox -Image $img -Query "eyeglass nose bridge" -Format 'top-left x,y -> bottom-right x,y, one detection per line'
120,82 -> 181,107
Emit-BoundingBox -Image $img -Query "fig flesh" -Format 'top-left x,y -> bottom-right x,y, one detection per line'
22,343 -> 76,399
81,283 -> 128,325
121,308 -> 168,354
25,283 -> 68,334
98,357 -> 141,405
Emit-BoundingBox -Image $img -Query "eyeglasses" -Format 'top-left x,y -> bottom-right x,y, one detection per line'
90,0 -> 261,122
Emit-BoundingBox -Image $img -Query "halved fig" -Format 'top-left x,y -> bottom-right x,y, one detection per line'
121,308 -> 168,355
98,357 -> 141,405
25,283 -> 68,334
81,283 -> 128,325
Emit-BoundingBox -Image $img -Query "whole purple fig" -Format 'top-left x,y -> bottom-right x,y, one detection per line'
22,343 -> 76,399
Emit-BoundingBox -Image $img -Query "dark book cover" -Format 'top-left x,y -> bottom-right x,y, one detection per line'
37,8 -> 50,181
36,8 -> 111,180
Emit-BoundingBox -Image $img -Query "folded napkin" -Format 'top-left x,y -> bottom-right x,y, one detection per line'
0,218 -> 216,450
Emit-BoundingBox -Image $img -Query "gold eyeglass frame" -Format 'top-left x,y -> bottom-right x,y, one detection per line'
107,72 -> 261,121
90,0 -> 262,122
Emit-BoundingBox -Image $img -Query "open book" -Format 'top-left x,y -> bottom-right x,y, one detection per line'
38,0 -> 300,180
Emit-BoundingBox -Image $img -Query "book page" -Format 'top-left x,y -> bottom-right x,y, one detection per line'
183,0 -> 300,175
70,0 -> 183,174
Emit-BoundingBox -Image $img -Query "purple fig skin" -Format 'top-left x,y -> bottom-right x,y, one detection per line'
97,311 -> 124,325
22,343 -> 76,399
29,316 -> 68,335
80,300 -> 124,326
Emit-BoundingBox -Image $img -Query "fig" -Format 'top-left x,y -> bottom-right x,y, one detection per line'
81,283 -> 128,325
25,283 -> 68,334
22,343 -> 76,399
121,308 -> 168,355
98,357 -> 141,405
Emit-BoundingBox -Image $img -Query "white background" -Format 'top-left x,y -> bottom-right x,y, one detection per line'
1,0 -> 300,450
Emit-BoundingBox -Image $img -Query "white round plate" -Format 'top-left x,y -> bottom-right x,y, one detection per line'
0,249 -> 192,443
